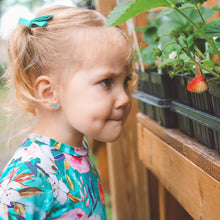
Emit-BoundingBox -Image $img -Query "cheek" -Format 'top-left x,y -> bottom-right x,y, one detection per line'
91,102 -> 113,121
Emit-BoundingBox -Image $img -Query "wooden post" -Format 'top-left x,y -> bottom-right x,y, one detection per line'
95,0 -> 116,16
107,97 -> 150,220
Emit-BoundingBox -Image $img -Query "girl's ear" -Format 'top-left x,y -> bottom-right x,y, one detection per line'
34,75 -> 59,110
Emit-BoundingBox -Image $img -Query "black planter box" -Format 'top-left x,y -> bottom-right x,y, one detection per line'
171,101 -> 220,152
174,74 -> 194,137
136,70 -> 220,151
209,79 -> 220,117
138,70 -> 153,94
133,90 -> 177,128
137,70 -> 175,99
208,79 -> 220,151
150,71 -> 175,99
136,70 -> 177,128
183,76 -> 215,149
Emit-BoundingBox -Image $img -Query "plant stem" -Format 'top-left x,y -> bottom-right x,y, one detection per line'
161,42 -> 178,51
187,56 -> 220,78
194,46 -> 206,60
173,6 -> 220,58
195,4 -> 206,25
159,34 -> 171,38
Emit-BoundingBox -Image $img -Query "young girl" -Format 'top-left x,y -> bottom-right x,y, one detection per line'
0,5 -> 133,220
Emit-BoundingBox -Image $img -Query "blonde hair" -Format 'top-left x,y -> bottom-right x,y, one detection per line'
5,5 -> 134,116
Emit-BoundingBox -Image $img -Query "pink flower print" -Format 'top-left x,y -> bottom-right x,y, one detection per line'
89,214 -> 101,220
25,142 -> 39,155
86,199 -> 90,207
54,208 -> 89,220
75,147 -> 87,156
80,176 -> 84,185
78,181 -> 82,190
13,143 -> 55,175
84,187 -> 87,198
48,174 -> 69,205
98,181 -> 105,206
64,153 -> 90,174
80,190 -> 85,201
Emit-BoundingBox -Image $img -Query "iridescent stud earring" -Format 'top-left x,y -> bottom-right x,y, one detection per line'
52,103 -> 59,110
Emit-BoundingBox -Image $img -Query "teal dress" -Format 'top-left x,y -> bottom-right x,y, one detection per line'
0,134 -> 106,220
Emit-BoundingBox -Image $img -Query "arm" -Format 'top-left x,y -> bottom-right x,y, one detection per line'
0,158 -> 54,220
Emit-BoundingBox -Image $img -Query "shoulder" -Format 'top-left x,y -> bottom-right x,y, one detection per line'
0,140 -> 56,219
0,141 -> 55,191
0,137 -> 56,188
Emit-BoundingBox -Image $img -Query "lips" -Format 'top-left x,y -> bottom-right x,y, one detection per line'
107,111 -> 126,122
108,118 -> 122,121
107,115 -> 124,121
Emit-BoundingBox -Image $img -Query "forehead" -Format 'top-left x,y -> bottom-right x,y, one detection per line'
68,27 -> 133,69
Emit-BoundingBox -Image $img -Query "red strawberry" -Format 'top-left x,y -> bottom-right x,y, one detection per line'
187,75 -> 209,93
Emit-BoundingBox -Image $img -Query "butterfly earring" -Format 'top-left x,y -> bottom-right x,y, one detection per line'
52,103 -> 59,110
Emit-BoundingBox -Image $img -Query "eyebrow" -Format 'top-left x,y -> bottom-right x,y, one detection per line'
94,71 -> 133,79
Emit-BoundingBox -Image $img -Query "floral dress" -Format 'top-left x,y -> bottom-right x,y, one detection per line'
0,134 -> 106,220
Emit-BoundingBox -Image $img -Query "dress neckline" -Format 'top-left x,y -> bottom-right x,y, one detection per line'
24,133 -> 88,157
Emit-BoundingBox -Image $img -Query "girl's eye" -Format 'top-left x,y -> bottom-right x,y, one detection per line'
100,78 -> 113,88
124,76 -> 132,88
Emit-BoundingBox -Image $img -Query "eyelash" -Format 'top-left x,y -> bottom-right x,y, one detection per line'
100,78 -> 113,88
124,76 -> 132,88
100,76 -> 132,89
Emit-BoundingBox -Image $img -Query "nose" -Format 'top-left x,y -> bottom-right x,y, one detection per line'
114,89 -> 131,109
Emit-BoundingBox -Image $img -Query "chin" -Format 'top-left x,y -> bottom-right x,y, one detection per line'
96,132 -> 122,143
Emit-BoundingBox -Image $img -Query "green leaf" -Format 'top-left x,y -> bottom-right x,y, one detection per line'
202,60 -> 215,68
178,3 -> 196,10
184,0 -> 206,4
202,19 -> 220,37
105,1 -> 135,27
182,7 -> 214,24
212,2 -> 220,11
142,25 -> 157,44
141,45 -> 157,65
157,8 -> 174,19
161,58 -> 174,67
106,0 -> 171,27
199,7 -> 215,22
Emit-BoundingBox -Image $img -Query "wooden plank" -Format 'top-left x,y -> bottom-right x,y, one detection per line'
95,0 -> 116,16
158,183 -> 166,220
137,123 -> 220,220
88,139 -> 110,193
137,113 -> 220,182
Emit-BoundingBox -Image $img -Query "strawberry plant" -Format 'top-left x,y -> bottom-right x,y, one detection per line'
107,0 -> 220,93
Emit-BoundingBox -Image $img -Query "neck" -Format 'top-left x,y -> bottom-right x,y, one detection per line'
33,112 -> 84,148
